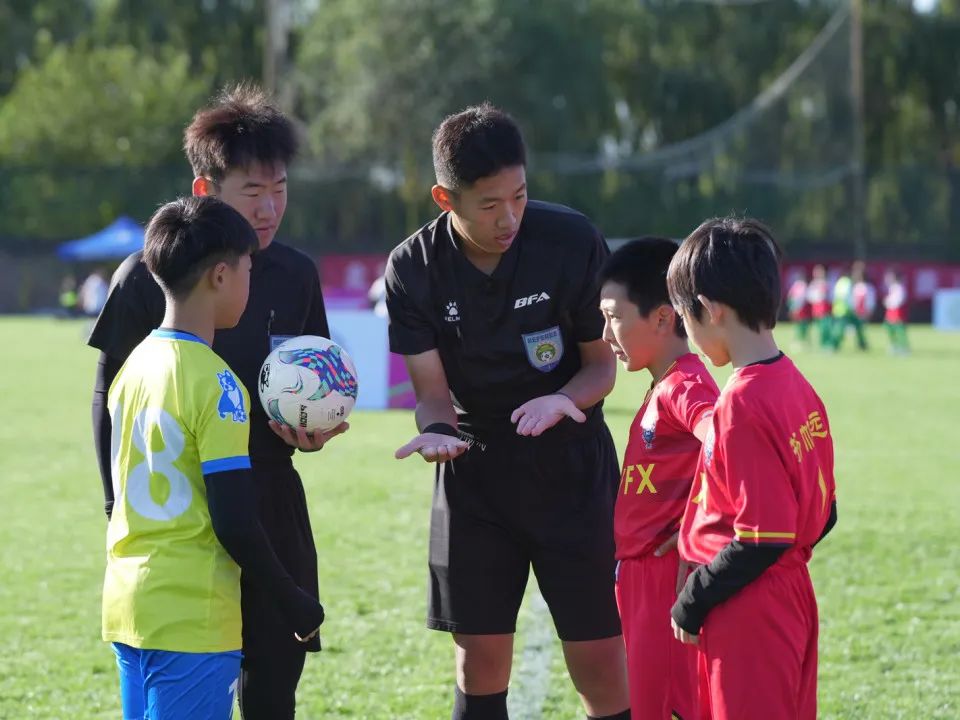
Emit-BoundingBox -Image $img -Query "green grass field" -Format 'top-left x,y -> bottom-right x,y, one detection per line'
1,317 -> 958,719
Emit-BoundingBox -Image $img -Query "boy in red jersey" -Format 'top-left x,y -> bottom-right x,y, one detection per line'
806,264 -> 833,350
599,238 -> 719,720
666,217 -> 838,720
785,270 -> 811,348
883,269 -> 910,355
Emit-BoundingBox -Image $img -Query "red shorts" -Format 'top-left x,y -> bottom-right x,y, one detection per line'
616,552 -> 699,720
697,563 -> 818,720
812,302 -> 831,319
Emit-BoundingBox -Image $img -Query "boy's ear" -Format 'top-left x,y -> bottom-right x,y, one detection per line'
697,294 -> 722,324
193,177 -> 214,197
656,304 -> 675,332
206,261 -> 228,290
431,185 -> 455,212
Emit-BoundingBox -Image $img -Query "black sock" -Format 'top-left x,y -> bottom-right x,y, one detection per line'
587,709 -> 631,720
452,686 -> 509,720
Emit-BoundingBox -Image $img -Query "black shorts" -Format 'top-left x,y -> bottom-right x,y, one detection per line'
241,459 -> 321,658
427,424 -> 621,641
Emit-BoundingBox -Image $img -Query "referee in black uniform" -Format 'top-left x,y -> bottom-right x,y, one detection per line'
387,103 -> 630,720
88,85 -> 346,719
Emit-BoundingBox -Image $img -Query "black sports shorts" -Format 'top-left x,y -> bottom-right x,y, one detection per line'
426,424 -> 621,641
241,459 -> 321,657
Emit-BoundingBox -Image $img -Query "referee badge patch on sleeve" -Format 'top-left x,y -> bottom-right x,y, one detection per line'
522,326 -> 564,373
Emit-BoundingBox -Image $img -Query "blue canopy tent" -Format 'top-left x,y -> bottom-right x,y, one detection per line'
57,216 -> 144,262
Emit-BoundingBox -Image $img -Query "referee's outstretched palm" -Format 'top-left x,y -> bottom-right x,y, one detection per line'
510,392 -> 587,437
395,432 -> 469,463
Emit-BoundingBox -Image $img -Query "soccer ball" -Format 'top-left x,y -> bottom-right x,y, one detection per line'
258,335 -> 359,433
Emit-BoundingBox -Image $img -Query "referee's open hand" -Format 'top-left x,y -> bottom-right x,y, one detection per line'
510,393 -> 586,437
269,420 -> 349,452
395,433 -> 469,463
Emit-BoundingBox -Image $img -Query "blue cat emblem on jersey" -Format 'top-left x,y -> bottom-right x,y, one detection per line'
522,326 -> 564,373
217,370 -> 247,422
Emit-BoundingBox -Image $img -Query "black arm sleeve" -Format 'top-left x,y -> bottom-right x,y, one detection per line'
815,500 -> 838,546
204,468 -> 325,639
93,353 -> 123,519
671,542 -> 788,635
673,501 -> 838,634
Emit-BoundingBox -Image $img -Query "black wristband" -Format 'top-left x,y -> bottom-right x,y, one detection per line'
423,422 -> 458,437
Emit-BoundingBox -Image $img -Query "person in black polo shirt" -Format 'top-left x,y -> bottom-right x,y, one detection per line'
88,84 -> 346,720
388,104 -> 629,720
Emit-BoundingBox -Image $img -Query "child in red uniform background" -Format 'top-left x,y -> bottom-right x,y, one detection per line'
883,269 -> 910,355
599,238 -> 719,720
666,217 -> 838,720
851,263 -> 876,324
806,264 -> 833,350
785,270 -> 811,348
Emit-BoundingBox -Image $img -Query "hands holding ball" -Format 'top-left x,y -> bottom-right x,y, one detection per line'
259,335 -> 358,451
262,337 -> 584,461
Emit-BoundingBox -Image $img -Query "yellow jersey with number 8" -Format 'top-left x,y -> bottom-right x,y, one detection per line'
102,329 -> 251,652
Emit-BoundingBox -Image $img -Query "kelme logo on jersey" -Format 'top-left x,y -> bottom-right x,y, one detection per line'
514,291 -> 551,309
444,301 -> 461,323
217,370 -> 247,422
521,326 -> 563,373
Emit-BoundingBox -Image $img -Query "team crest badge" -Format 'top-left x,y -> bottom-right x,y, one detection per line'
640,401 -> 659,449
704,424 -> 716,466
522,326 -> 564,373
217,370 -> 247,422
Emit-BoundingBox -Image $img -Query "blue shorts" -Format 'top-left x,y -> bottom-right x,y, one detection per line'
112,642 -> 242,720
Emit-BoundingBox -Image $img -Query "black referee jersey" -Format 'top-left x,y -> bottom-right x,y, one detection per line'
385,200 -> 610,439
89,241 -> 330,461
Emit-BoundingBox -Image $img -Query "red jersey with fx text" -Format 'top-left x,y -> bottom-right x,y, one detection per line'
679,354 -> 836,568
615,353 -> 719,560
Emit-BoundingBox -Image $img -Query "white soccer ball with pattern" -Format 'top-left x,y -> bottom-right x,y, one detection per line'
258,335 -> 359,433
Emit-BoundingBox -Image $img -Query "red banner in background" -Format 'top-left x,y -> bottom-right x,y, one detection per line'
319,254 -> 388,292
318,254 -> 415,408
315,254 -> 388,310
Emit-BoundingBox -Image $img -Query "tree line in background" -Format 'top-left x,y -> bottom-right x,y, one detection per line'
1,0 -> 959,259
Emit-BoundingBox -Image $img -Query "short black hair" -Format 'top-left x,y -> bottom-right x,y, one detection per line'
144,196 -> 258,299
432,102 -> 526,190
184,83 -> 297,183
600,237 -> 685,338
667,217 -> 782,332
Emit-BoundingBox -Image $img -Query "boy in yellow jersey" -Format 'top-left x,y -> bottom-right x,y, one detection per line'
103,196 -> 324,720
